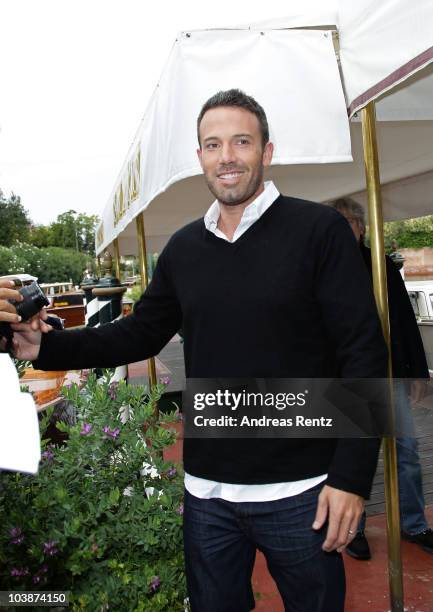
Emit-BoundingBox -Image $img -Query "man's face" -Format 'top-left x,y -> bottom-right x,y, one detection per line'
197,106 -> 273,207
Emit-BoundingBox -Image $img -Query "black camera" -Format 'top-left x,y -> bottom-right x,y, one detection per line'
9,281 -> 50,322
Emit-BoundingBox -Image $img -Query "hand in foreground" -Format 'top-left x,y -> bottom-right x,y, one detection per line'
9,321 -> 44,361
0,279 -> 23,323
29,307 -> 54,333
312,484 -> 364,553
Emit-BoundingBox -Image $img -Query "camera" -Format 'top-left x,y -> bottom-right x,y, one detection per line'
9,281 -> 50,322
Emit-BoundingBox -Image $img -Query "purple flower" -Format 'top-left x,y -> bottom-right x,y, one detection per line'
10,567 -> 29,577
159,376 -> 170,386
43,540 -> 58,556
108,382 -> 119,400
80,423 -> 93,436
102,426 -> 120,440
9,527 -> 21,538
176,503 -> 184,515
149,575 -> 161,592
10,534 -> 25,545
32,564 -> 48,584
175,410 -> 183,423
166,466 -> 177,479
9,527 -> 25,545
41,448 -> 55,462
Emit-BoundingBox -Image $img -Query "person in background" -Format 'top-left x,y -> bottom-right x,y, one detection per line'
329,197 -> 433,559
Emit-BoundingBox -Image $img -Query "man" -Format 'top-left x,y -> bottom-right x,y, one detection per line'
11,90 -> 387,611
329,197 -> 433,560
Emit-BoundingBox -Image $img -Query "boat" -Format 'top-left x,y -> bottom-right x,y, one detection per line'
40,282 -> 86,329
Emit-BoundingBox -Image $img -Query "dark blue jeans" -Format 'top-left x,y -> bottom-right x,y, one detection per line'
358,381 -> 428,536
183,484 -> 345,612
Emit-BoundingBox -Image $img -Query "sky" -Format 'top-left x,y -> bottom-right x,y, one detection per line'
0,0 -> 309,225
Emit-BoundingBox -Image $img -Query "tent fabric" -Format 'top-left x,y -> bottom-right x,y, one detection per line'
338,0 -> 433,116
95,28 -> 350,255
105,119 -> 433,257
96,3 -> 433,256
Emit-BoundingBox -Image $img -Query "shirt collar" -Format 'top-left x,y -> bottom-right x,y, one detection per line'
204,181 -> 280,231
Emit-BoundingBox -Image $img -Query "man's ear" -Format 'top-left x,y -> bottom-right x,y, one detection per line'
197,147 -> 203,169
263,142 -> 274,168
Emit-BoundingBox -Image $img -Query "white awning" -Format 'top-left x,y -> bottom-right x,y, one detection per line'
96,28 -> 350,254
96,2 -> 433,256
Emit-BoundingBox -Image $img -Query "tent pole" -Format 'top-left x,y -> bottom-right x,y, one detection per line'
361,101 -> 404,611
136,213 -> 158,395
113,238 -> 121,281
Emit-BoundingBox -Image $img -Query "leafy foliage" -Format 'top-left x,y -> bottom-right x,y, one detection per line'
0,244 -> 89,285
0,191 -> 31,247
37,210 -> 99,256
126,285 -> 144,304
376,215 -> 433,251
0,372 -> 186,611
34,247 -> 89,285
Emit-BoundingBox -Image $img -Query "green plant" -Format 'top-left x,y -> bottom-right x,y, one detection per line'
0,372 -> 186,611
126,285 -> 143,304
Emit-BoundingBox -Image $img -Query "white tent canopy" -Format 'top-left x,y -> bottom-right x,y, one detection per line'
96,1 -> 433,256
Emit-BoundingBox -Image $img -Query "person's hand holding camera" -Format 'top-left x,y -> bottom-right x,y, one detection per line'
1,278 -> 55,357
9,320 -> 43,360
0,279 -> 23,323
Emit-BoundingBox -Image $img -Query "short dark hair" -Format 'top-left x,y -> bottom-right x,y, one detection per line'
197,89 -> 269,148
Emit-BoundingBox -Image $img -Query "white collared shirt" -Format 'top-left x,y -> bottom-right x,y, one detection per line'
204,180 -> 279,242
184,181 -> 327,502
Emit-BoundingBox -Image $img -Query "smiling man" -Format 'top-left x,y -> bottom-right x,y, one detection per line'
10,89 -> 387,611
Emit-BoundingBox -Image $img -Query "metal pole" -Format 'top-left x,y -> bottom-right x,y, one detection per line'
136,213 -> 158,391
361,101 -> 404,611
113,238 -> 121,281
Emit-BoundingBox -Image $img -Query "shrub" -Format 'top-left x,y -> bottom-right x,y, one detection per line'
0,372 -> 186,611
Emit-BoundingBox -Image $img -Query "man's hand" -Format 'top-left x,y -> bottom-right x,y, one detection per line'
29,307 -> 53,333
312,484 -> 364,553
410,379 -> 429,405
0,279 -> 23,323
9,321 -> 44,361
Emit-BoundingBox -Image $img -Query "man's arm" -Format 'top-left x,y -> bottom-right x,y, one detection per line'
12,250 -> 182,370
312,216 -> 387,550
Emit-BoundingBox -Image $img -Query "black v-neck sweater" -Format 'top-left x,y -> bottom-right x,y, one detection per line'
35,195 -> 387,498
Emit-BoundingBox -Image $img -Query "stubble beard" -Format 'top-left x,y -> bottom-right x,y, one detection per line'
204,166 -> 264,207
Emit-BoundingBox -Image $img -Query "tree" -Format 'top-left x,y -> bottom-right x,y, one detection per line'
44,210 -> 99,256
382,215 -> 433,250
0,190 -> 31,246
28,224 -> 52,249
36,247 -> 89,285
77,212 -> 100,256
0,246 -> 28,275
